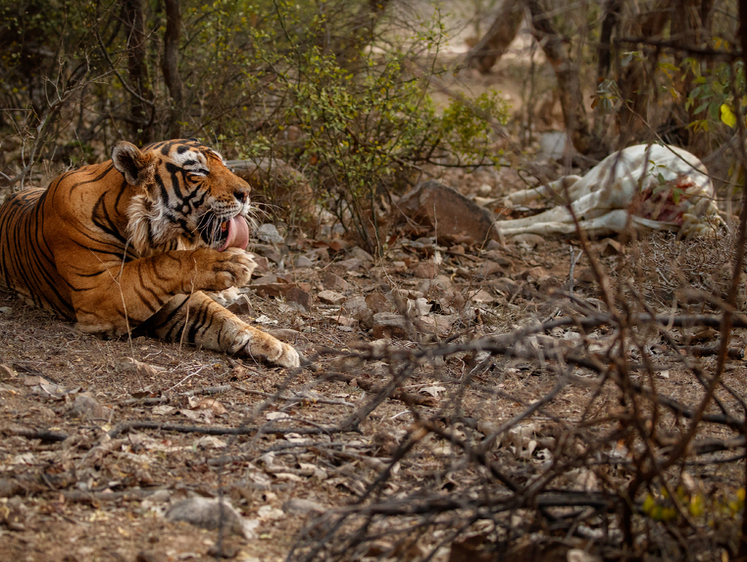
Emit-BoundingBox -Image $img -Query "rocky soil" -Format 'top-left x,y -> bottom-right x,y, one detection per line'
1,151 -> 746,562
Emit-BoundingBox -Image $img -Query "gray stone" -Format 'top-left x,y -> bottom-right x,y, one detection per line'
257,223 -> 285,244
318,290 -> 345,305
282,498 -> 326,515
294,255 -> 314,268
510,233 -> 545,249
323,272 -> 350,292
372,312 -> 411,339
70,394 -> 106,421
396,181 -> 500,245
286,286 -> 311,311
350,246 -> 374,262
165,497 -> 252,538
336,258 -> 363,271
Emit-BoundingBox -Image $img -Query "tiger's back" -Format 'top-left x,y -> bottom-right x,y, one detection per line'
0,186 -> 73,317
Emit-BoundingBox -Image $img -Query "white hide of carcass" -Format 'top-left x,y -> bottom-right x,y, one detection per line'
496,144 -> 722,237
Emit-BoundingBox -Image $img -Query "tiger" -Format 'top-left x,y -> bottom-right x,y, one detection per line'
0,138 -> 300,368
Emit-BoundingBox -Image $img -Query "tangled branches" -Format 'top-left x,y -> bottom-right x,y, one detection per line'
278,298 -> 746,560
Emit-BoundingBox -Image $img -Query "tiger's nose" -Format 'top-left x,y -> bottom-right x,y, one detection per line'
234,186 -> 250,204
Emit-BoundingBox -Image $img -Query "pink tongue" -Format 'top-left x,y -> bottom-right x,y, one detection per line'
218,216 -> 250,251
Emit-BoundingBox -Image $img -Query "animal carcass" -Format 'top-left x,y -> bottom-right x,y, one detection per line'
496,144 -> 722,238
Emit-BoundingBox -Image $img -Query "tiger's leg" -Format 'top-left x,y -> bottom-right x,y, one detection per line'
141,292 -> 300,368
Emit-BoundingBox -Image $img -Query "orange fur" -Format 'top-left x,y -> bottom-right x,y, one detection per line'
0,139 -> 300,368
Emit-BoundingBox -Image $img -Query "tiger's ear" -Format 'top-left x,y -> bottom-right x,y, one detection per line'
112,141 -> 155,187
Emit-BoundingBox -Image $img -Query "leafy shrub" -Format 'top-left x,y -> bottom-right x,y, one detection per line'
0,0 -> 509,253
242,4 -> 508,251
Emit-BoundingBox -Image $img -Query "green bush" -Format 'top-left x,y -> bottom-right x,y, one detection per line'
0,0 -> 509,253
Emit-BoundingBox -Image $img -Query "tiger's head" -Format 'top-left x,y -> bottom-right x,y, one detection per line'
112,138 -> 254,256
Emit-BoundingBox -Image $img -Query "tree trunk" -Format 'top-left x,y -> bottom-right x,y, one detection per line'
615,1 -> 669,141
324,0 -> 391,70
162,0 -> 183,139
121,0 -> 152,144
464,0 -> 524,74
597,0 -> 623,81
525,0 -> 603,156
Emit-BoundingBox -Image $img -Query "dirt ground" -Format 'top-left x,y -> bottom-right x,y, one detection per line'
1,154 -> 746,561
2,38 -> 747,562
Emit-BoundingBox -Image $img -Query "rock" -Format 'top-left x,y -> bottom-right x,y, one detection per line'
511,233 -> 545,249
252,282 -> 297,299
343,296 -> 372,326
294,255 -> 314,268
165,497 -> 255,539
323,272 -> 350,292
282,498 -> 326,515
335,258 -> 363,271
415,314 -> 455,336
520,266 -> 547,282
483,250 -> 513,268
418,275 -> 453,296
251,243 -> 283,264
0,364 -> 16,380
226,294 -> 255,315
600,238 -> 624,256
136,551 -> 168,562
318,290 -> 346,305
365,292 -> 393,314
395,181 -> 500,245
476,261 -> 504,277
372,312 -> 411,339
350,246 -> 374,262
285,286 -> 311,311
70,394 -> 106,421
114,358 -> 160,378
412,261 -> 439,279
252,255 -> 271,274
267,328 -> 300,342
469,289 -> 495,304
257,223 -> 285,244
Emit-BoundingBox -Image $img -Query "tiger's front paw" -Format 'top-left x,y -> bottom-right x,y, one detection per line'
255,340 -> 301,369
274,342 -> 301,369
192,247 -> 256,291
241,330 -> 301,369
